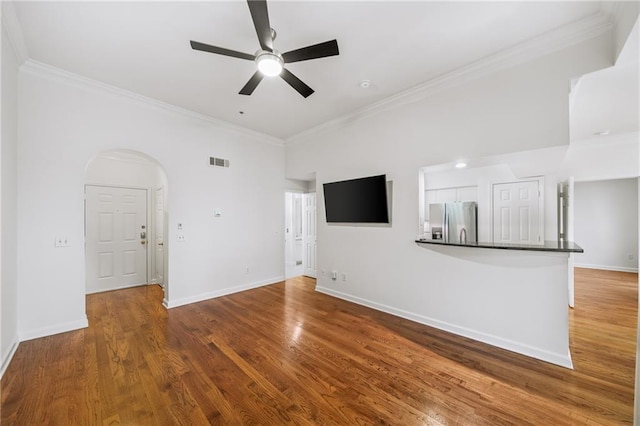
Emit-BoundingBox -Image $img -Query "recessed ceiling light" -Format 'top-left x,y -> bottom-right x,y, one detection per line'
359,80 -> 371,89
455,162 -> 467,169
593,129 -> 610,136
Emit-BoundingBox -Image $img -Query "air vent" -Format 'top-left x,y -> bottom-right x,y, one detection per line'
209,157 -> 230,168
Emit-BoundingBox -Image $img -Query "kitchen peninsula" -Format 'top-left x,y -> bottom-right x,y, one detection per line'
413,238 -> 583,368
416,239 -> 583,253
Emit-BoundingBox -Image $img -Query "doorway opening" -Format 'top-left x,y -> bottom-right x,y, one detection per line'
284,191 -> 317,279
285,192 -> 304,278
84,150 -> 168,298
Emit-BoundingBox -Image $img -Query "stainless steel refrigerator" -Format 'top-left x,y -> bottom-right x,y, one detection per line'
429,202 -> 477,244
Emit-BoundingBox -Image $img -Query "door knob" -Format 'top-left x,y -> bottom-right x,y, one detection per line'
141,240 -> 146,245
158,242 -> 164,246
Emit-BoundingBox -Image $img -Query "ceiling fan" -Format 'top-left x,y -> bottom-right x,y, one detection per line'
190,0 -> 339,98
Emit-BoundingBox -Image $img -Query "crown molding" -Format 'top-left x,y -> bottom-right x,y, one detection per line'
20,59 -> 285,147
286,11 -> 613,146
1,1 -> 29,64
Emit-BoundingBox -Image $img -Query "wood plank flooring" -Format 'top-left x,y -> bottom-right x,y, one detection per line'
1,268 -> 637,424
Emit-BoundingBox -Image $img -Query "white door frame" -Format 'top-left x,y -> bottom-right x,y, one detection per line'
154,187 -> 165,288
566,177 -> 575,308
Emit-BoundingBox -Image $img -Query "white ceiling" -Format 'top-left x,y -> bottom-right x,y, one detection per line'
10,1 -> 634,140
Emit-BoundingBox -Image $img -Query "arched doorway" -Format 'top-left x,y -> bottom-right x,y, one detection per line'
84,150 -> 168,299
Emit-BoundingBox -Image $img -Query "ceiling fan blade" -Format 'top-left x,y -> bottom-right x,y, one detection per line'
190,41 -> 255,61
247,0 -> 273,52
239,71 -> 265,95
280,68 -> 314,98
282,39 -> 339,64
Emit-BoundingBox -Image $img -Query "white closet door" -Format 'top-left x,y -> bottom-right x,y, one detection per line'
492,180 -> 542,244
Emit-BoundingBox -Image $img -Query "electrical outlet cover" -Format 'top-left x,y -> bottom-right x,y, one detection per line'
55,236 -> 69,247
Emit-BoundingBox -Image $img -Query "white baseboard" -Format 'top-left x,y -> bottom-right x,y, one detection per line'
316,286 -> 573,369
18,317 -> 89,342
1,338 -> 20,379
164,276 -> 284,309
574,263 -> 638,273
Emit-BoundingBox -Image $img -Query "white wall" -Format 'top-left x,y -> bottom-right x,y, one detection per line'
284,178 -> 313,193
574,178 -> 639,272
85,152 -> 164,189
561,133 -> 639,181
1,16 -> 20,375
286,33 -> 613,363
610,2 -> 640,61
16,61 -> 286,339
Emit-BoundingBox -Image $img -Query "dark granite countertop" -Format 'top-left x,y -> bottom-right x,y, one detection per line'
415,239 -> 584,253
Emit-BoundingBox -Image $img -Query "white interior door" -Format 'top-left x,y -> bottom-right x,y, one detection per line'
155,187 -> 165,286
293,195 -> 303,266
303,193 -> 317,278
492,180 -> 542,244
86,185 -> 148,294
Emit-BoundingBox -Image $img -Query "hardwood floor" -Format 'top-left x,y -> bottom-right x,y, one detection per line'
1,268 -> 637,425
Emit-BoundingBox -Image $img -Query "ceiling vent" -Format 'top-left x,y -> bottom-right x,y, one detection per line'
210,157 -> 230,168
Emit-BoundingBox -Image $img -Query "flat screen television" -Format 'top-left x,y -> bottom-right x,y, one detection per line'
323,174 -> 389,223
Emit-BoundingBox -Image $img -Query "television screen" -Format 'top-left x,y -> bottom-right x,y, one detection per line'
323,174 -> 389,223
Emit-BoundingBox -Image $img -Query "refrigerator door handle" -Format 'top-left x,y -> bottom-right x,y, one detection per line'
443,207 -> 448,243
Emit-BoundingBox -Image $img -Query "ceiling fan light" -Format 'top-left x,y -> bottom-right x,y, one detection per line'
256,53 -> 283,77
